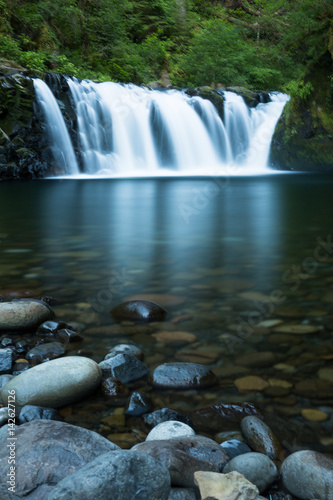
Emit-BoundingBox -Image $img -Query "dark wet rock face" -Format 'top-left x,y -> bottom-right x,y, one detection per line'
18,405 -> 61,423
99,353 -> 149,383
151,362 -> 218,390
125,391 -> 152,416
240,415 -> 283,461
110,300 -> 168,322
143,408 -> 194,429
192,402 -> 263,432
25,341 -> 65,364
100,377 -> 129,404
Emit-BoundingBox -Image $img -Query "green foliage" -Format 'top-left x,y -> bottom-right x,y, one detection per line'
283,79 -> 314,100
0,0 -> 331,91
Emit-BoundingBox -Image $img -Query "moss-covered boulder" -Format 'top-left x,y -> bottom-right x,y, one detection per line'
270,51 -> 333,172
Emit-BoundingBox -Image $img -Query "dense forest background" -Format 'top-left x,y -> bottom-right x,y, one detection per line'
0,0 -> 332,92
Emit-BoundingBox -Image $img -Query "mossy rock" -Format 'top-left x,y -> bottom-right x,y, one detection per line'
271,51 -> 333,172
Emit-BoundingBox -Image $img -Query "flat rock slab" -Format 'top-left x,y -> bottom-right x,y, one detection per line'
281,450 -> 333,500
0,356 -> 101,407
0,420 -> 119,499
151,362 -> 217,390
48,450 -> 171,500
0,299 -> 54,332
111,300 -> 167,322
133,435 -> 230,487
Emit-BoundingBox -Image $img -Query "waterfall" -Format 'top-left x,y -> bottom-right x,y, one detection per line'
33,78 -> 288,177
33,79 -> 79,175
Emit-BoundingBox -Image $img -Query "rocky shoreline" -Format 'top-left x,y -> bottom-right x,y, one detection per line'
0,297 -> 332,499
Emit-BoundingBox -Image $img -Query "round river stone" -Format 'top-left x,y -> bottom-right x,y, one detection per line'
0,299 -> 54,332
111,300 -> 167,322
151,362 -> 218,390
281,450 -> 333,500
0,356 -> 102,407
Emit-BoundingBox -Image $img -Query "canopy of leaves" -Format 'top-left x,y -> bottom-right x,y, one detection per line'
0,0 -> 331,89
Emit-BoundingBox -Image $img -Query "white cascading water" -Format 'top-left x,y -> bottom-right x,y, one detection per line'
34,78 -> 289,177
33,79 -> 79,175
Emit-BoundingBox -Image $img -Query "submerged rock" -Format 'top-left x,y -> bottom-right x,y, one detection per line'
151,362 -> 217,390
192,402 -> 262,432
0,356 -> 101,407
18,405 -> 60,423
0,299 -> 54,332
281,450 -> 333,500
111,300 -> 167,322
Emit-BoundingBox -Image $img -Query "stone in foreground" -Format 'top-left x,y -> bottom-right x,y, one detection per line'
223,452 -> 277,493
0,299 -> 54,332
151,362 -> 217,390
0,356 -> 101,408
133,435 -> 229,487
194,471 -> 259,500
0,420 -> 119,499
48,450 -> 171,500
281,450 -> 333,500
111,300 -> 167,322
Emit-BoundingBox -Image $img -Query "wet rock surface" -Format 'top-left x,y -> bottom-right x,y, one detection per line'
241,416 -> 283,460
25,341 -> 65,364
111,300 -> 167,322
99,353 -> 149,383
151,362 -> 218,390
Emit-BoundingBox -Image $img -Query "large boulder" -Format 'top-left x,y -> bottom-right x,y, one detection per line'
0,420 -> 120,499
48,450 -> 171,500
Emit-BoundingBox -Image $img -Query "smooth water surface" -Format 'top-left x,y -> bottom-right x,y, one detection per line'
1,174 -> 332,450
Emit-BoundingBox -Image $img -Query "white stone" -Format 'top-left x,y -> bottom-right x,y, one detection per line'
146,420 -> 195,441
0,356 -> 101,408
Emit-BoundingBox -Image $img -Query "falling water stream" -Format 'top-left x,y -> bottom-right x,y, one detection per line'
33,78 -> 289,177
